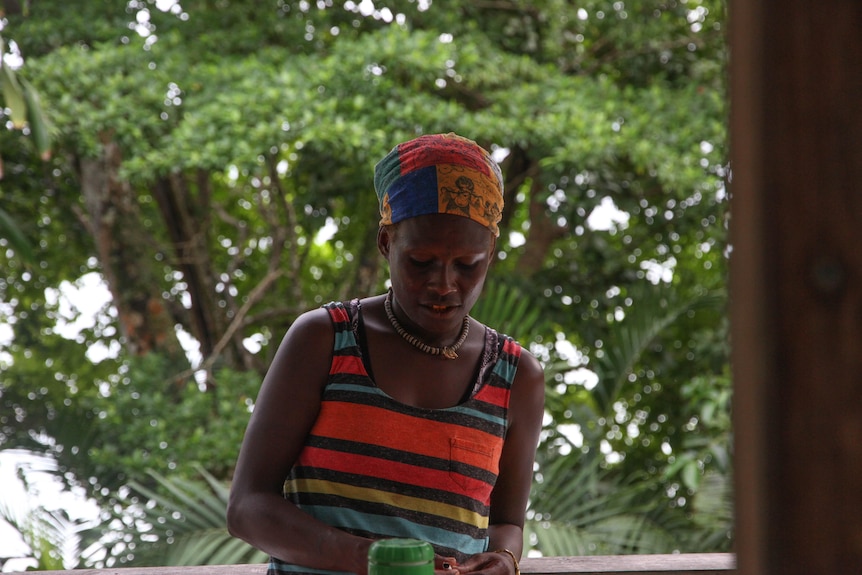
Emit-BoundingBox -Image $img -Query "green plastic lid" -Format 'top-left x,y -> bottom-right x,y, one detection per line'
368,538 -> 434,566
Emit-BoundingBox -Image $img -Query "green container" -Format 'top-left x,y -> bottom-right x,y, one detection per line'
368,538 -> 434,575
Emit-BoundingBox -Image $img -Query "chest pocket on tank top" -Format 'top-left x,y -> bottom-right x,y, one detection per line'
448,437 -> 500,498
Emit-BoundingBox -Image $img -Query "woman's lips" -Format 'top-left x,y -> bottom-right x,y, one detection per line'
424,303 -> 460,317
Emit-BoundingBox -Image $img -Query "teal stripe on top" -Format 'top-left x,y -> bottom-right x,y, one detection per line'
308,505 -> 488,556
268,562 -> 353,575
333,329 -> 356,353
326,383 -> 506,427
492,358 -> 517,385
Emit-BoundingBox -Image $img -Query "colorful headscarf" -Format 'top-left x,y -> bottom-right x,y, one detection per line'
374,133 -> 504,236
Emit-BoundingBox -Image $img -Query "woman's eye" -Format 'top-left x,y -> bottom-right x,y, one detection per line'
410,258 -> 432,267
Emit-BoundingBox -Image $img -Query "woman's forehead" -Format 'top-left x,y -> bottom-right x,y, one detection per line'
394,214 -> 494,250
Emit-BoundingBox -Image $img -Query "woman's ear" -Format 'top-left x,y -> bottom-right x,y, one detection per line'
377,226 -> 391,257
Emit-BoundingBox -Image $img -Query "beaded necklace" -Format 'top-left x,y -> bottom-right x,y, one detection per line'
384,289 -> 469,360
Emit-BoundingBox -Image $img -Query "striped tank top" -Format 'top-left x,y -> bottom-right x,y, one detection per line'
268,299 -> 521,574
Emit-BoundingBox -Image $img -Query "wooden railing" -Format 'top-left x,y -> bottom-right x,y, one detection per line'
35,554 -> 735,575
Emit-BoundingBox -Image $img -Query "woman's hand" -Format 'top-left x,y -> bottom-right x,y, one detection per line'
453,550 -> 518,575
435,554 -> 460,574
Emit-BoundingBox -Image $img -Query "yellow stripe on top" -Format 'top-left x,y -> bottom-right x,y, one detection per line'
288,478 -> 489,528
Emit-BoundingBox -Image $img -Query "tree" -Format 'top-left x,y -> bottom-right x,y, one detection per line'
0,0 -> 730,565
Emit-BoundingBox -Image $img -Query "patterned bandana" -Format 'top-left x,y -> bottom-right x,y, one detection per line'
374,133 -> 504,236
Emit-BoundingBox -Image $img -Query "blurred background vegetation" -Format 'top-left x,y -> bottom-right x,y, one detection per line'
0,0 -> 730,569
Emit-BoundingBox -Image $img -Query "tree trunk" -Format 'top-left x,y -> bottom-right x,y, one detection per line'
151,171 -> 238,364
503,149 -> 569,277
516,177 -> 569,277
77,133 -> 187,368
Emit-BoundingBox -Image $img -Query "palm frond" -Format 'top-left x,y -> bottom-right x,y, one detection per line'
471,282 -> 546,341
526,520 -> 601,556
591,285 -> 725,414
0,501 -> 82,570
88,466 -> 267,567
528,451 -> 698,556
685,470 -> 734,551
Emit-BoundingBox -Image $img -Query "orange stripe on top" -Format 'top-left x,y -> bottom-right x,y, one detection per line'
475,384 -> 509,409
502,337 -> 520,356
330,354 -> 367,376
329,305 -> 350,324
295,446 -> 494,499
309,401 -> 502,468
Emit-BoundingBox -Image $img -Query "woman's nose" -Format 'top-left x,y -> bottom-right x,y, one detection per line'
428,264 -> 457,295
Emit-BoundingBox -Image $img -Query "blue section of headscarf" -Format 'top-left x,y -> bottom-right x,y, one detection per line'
385,166 -> 441,224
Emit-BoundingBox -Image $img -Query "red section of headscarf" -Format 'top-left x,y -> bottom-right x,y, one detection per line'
398,134 -> 494,178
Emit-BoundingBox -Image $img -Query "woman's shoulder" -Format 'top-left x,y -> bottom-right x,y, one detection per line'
490,330 -> 543,388
514,345 -> 544,383
285,296 -> 375,345
292,304 -> 337,331
488,328 -> 532,362
271,305 -> 337,362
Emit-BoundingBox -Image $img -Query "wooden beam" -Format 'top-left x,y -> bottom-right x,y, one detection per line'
33,554 -> 735,575
729,0 -> 862,573
521,555 -> 734,574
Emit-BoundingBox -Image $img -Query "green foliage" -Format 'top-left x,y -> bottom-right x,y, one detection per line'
1,353 -> 260,498
531,280 -> 732,555
471,281 -> 548,342
83,466 -> 266,568
76,357 -> 260,491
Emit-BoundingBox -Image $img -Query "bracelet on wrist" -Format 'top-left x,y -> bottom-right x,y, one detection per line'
492,548 -> 520,575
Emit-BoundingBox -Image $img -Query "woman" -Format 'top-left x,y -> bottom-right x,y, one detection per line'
227,133 -> 545,575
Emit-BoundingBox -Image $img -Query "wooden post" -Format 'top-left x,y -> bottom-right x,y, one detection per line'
729,0 -> 862,573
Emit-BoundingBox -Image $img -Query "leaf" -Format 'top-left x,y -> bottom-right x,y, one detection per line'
0,61 -> 28,128
682,460 -> 702,491
0,206 -> 34,260
21,77 -> 52,159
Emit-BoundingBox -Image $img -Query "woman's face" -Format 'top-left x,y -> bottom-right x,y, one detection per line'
378,213 -> 495,342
